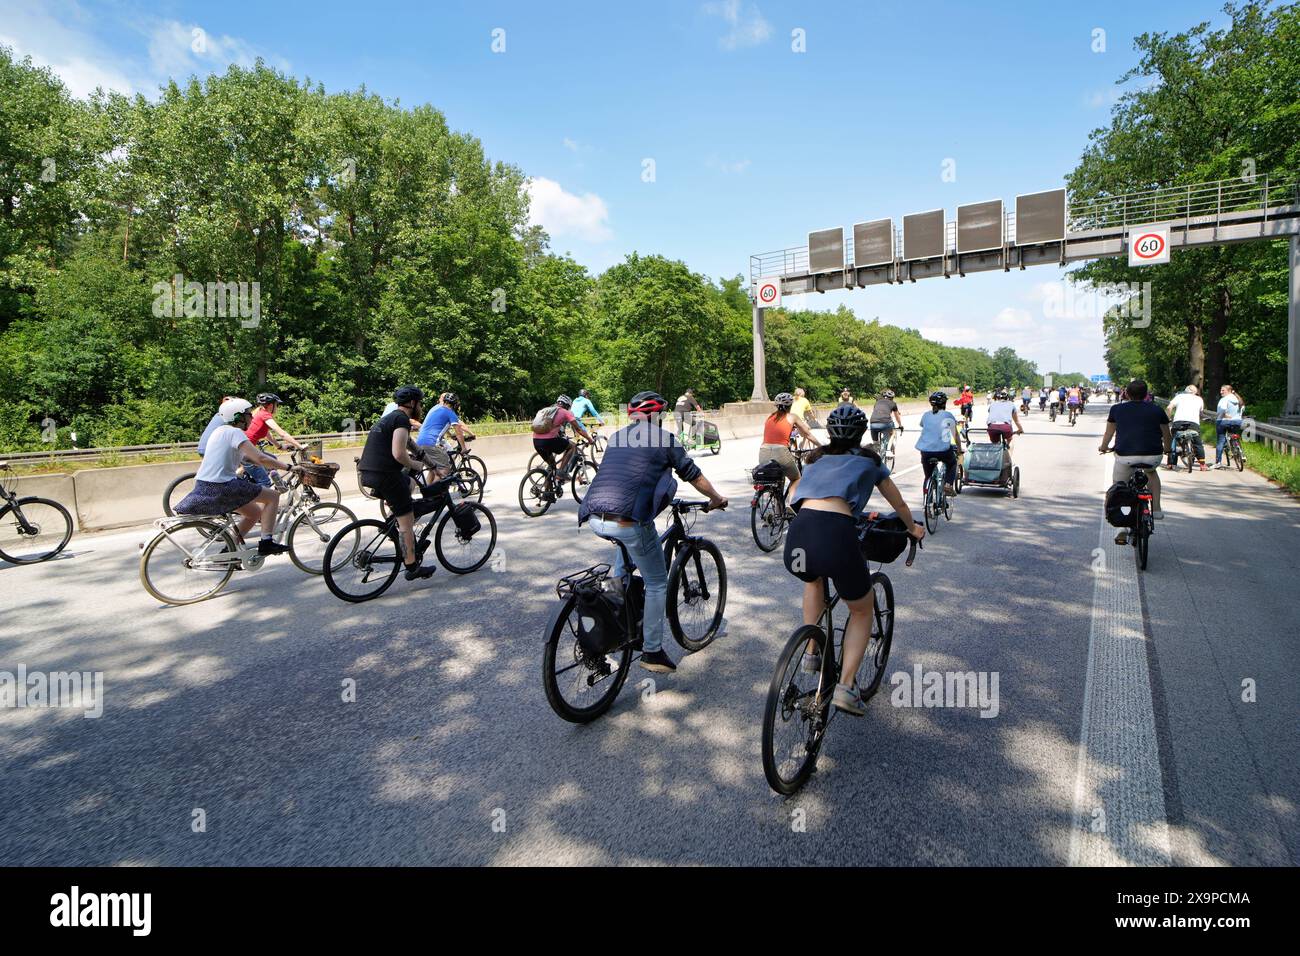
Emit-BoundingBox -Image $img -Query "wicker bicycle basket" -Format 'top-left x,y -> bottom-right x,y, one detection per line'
298,461 -> 339,489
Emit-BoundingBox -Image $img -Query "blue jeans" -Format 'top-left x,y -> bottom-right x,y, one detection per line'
1216,420 -> 1243,462
588,517 -> 668,653
243,462 -> 273,488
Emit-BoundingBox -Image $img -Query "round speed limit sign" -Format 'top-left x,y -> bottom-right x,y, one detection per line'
756,277 -> 781,308
1128,226 -> 1170,266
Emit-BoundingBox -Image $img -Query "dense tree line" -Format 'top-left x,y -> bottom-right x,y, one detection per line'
0,51 -> 1045,452
1069,1 -> 1298,407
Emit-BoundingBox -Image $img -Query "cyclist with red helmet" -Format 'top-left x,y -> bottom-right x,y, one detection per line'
578,391 -> 728,674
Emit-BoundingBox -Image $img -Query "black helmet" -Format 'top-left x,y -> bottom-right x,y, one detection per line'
256,392 -> 281,406
774,391 -> 794,409
393,385 -> 424,406
826,402 -> 867,442
556,394 -> 573,409
994,387 -> 1009,400
628,391 -> 667,416
441,391 -> 459,409
929,390 -> 948,407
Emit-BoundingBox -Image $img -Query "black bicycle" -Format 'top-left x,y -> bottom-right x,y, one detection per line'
749,450 -> 809,553
1222,424 -> 1246,471
322,472 -> 497,602
922,460 -> 954,533
443,435 -> 488,485
1173,426 -> 1202,473
519,441 -> 598,517
761,516 -> 919,795
0,462 -> 74,564
542,499 -> 727,723
1127,468 -> 1156,571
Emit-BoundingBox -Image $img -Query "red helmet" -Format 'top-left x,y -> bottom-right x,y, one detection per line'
628,391 -> 667,416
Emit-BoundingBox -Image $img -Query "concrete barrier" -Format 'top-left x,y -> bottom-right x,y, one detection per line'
6,473 -> 77,521
73,459 -> 203,531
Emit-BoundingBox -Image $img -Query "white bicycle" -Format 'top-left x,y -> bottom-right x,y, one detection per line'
139,465 -> 355,605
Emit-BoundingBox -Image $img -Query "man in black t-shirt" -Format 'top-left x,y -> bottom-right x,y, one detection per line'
868,390 -> 902,446
1099,379 -> 1171,536
359,386 -> 437,580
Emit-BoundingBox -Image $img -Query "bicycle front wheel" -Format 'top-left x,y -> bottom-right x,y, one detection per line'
462,454 -> 488,485
570,458 -> 598,504
762,624 -> 831,795
855,572 -> 895,698
435,502 -> 497,573
323,518 -> 402,602
519,468 -> 554,517
667,539 -> 727,652
0,497 -> 74,564
750,487 -> 785,552
542,595 -> 632,723
139,519 -> 238,605
288,502 -> 357,574
451,467 -> 484,503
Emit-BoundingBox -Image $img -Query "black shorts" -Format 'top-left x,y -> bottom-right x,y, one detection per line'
783,509 -> 870,602
363,470 -> 414,518
533,435 -> 570,461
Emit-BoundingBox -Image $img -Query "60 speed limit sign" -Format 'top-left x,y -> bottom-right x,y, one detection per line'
756,277 -> 782,308
1128,225 -> 1170,266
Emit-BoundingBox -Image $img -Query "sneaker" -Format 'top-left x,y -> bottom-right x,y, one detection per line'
1114,531 -> 1128,545
639,649 -> 676,673
801,653 -> 821,674
258,538 -> 290,556
832,682 -> 867,716
1152,509 -> 1165,520
403,562 -> 436,581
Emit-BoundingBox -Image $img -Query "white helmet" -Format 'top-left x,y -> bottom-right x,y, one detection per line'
218,397 -> 253,423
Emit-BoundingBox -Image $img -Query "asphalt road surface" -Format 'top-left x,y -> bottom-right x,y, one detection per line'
2,401 -> 1296,865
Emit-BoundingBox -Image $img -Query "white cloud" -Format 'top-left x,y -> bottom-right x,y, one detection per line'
914,325 -> 981,346
562,137 -> 580,152
147,20 -> 286,83
526,177 -> 613,242
703,0 -> 772,50
992,307 -> 1035,332
0,2 -> 135,96
1083,87 -> 1122,109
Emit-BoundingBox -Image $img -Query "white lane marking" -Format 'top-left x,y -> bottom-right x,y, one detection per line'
1068,454 -> 1170,866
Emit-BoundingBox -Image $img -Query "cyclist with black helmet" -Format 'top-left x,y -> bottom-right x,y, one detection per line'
357,386 -> 437,581
243,392 -> 303,488
869,388 -> 903,451
917,391 -> 962,497
532,394 -> 591,477
570,388 -> 605,427
760,392 -> 819,494
416,391 -> 472,474
784,403 -> 923,716
579,391 -> 727,673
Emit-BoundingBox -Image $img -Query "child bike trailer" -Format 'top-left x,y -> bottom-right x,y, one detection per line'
961,442 -> 1020,498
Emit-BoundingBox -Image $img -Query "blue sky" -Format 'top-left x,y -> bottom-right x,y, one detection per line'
1,0 -> 1240,376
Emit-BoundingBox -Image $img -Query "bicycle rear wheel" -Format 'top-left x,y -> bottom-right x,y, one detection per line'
1136,516 -> 1151,571
435,502 -> 497,573
750,487 -> 785,552
923,480 -> 939,533
461,453 -> 488,485
0,497 -> 74,564
542,595 -> 632,723
570,458 -> 598,503
288,502 -> 357,574
1232,438 -> 1245,471
139,519 -> 238,605
762,624 -> 832,795
323,519 -> 402,602
855,573 -> 895,698
666,539 -> 727,652
519,468 -> 554,516
451,467 -> 484,503
162,472 -> 198,516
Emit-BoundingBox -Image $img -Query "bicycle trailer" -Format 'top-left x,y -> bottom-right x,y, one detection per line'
960,442 -> 1020,497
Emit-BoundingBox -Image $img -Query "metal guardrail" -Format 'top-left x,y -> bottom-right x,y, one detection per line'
750,175 -> 1299,286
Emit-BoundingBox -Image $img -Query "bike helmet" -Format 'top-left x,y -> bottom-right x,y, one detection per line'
994,388 -> 1009,400
928,390 -> 948,408
579,388 -> 590,398
555,394 -> 573,409
393,385 -> 424,406
881,389 -> 895,399
255,392 -> 281,406
441,391 -> 459,409
627,391 -> 667,416
826,402 -> 867,443
218,397 -> 253,423
774,392 -> 794,410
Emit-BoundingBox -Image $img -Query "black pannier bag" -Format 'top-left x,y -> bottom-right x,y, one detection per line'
752,459 -> 785,485
1104,482 -> 1140,528
858,512 -> 909,564
574,584 -> 628,656
451,502 -> 481,538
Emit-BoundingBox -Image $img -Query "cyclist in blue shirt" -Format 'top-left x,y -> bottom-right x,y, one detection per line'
415,392 -> 470,476
916,391 -> 963,497
1213,383 -> 1245,468
570,388 -> 605,426
196,397 -> 233,456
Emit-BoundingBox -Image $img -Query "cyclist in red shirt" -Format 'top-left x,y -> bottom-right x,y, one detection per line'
954,385 -> 975,422
242,393 -> 303,488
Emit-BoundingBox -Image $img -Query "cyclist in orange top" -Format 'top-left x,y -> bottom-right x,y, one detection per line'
954,385 -> 975,422
759,392 -> 819,500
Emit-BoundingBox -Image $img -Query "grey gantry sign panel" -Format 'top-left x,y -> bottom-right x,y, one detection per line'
1015,188 -> 1066,245
852,219 -> 893,266
903,210 -> 945,261
807,227 -> 845,274
957,199 -> 1003,253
